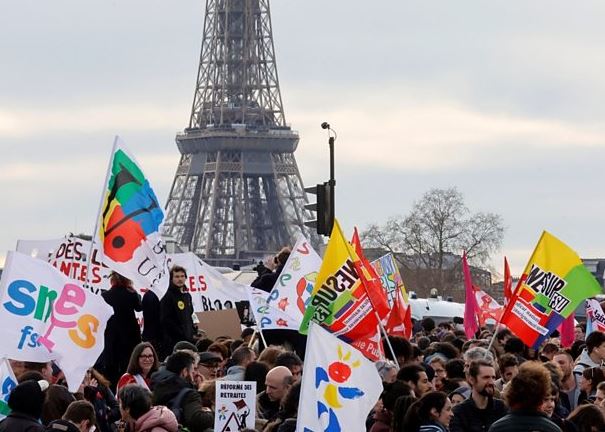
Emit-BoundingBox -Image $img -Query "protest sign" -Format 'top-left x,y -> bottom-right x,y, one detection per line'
0,251 -> 113,392
247,287 -> 299,331
196,309 -> 243,340
215,381 -> 256,432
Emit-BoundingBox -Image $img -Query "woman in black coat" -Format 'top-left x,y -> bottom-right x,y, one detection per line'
96,272 -> 142,389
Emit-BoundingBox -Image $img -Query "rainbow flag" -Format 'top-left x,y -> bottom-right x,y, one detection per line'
500,231 -> 602,349
94,137 -> 169,297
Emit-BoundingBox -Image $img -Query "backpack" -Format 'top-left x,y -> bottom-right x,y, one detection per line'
167,387 -> 195,429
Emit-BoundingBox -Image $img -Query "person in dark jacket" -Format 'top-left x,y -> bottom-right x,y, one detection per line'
46,400 -> 97,432
150,350 -> 213,431
402,391 -> 453,432
0,379 -> 48,432
97,272 -> 142,387
488,362 -> 561,432
142,289 -> 165,359
160,265 -> 195,353
251,248 -> 291,293
450,359 -> 507,432
80,369 -> 120,432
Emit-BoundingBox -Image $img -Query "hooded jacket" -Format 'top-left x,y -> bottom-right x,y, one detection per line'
134,406 -> 179,432
151,369 -> 213,432
573,349 -> 602,375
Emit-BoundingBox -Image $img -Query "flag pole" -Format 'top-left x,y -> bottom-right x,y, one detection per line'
85,136 -> 119,295
376,311 -> 400,369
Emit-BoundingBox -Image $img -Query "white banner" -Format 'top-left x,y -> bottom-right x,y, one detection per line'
266,235 -> 321,329
214,381 -> 256,431
247,287 -> 299,330
0,251 -> 113,392
0,359 -> 17,419
297,322 -> 382,432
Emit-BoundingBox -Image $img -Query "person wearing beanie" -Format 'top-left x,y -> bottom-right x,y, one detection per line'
0,379 -> 48,432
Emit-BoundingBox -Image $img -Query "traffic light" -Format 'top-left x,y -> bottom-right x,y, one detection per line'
304,182 -> 334,236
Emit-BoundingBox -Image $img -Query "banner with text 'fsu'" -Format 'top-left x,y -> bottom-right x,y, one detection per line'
0,251 -> 113,392
300,220 -> 383,361
94,137 -> 169,298
500,231 -> 602,349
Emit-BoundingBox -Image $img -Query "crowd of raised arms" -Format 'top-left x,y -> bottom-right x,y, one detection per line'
3,262 -> 605,432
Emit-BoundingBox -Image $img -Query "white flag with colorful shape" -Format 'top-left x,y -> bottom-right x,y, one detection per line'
297,322 -> 382,432
586,299 -> 605,336
266,235 -> 321,328
0,359 -> 17,419
246,287 -> 299,330
94,137 -> 169,298
0,251 -> 113,392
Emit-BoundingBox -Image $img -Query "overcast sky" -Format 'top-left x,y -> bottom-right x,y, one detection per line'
2,0 -> 605,279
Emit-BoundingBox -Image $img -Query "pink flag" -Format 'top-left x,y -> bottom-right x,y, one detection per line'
559,313 -> 575,348
462,251 -> 480,339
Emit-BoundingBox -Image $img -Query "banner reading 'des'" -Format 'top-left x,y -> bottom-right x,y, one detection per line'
0,359 -> 17,420
215,381 -> 256,431
0,251 -> 113,392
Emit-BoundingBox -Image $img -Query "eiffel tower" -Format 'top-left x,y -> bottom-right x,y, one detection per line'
163,0 -> 319,267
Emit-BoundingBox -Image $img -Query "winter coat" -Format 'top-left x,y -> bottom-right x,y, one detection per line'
0,412 -> 45,432
150,369 -> 213,432
142,290 -> 165,359
222,365 -> 246,382
276,419 -> 297,432
573,349 -> 602,375
134,406 -> 179,432
160,284 -> 194,352
99,285 -> 142,386
257,391 -> 280,421
251,264 -> 285,293
46,419 -> 80,432
450,396 -> 508,432
488,410 -> 562,432
82,383 -> 121,432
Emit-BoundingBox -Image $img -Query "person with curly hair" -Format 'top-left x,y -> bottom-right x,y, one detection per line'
488,361 -> 561,432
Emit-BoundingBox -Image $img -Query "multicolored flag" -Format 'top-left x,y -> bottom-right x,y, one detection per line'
475,289 -> 503,326
0,359 -> 17,420
500,231 -> 602,349
504,257 -> 513,304
351,228 -> 390,320
93,137 -> 169,297
371,253 -> 408,305
296,322 -> 382,432
300,220 -> 383,361
462,251 -> 481,338
266,235 -> 322,329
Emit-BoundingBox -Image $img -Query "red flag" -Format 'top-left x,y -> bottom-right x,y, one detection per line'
462,251 -> 480,339
559,313 -> 575,348
385,290 -> 412,339
351,227 -> 390,320
504,257 -> 513,304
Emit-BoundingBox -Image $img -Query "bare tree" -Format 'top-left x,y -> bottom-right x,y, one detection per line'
363,187 -> 504,295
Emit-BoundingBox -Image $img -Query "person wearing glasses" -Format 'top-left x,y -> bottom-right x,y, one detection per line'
117,342 -> 160,394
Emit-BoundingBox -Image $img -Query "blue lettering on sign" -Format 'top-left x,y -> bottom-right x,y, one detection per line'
1,376 -> 16,403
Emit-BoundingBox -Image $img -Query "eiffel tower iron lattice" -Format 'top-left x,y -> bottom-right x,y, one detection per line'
163,0 -> 320,267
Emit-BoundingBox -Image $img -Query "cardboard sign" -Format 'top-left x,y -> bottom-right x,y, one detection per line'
196,309 -> 242,340
215,381 -> 256,432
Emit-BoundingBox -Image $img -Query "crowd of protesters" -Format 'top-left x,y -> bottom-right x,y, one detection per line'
3,259 -> 605,432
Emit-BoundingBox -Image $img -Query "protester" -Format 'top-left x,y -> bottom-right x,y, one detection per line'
151,350 -> 213,431
561,404 -> 605,432
578,366 -> 605,404
274,351 -> 303,380
0,379 -> 49,432
222,346 -> 256,381
495,353 -> 518,392
450,359 -> 507,432
391,393 -> 418,432
375,360 -> 398,384
142,289 -> 165,359
244,361 -> 270,394
251,248 -> 291,293
21,362 -> 54,383
79,368 -> 120,432
118,384 -> 178,432
46,400 -> 97,432
117,342 -> 160,393
488,362 -> 561,432
402,391 -> 453,432
160,265 -> 195,352
258,366 -> 293,421
369,381 -> 413,432
397,364 -> 433,397
42,384 -> 76,425
553,350 -> 581,412
573,331 -> 605,375
258,346 -> 285,368
197,351 -> 223,380
98,272 -> 142,387
262,381 -> 301,432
